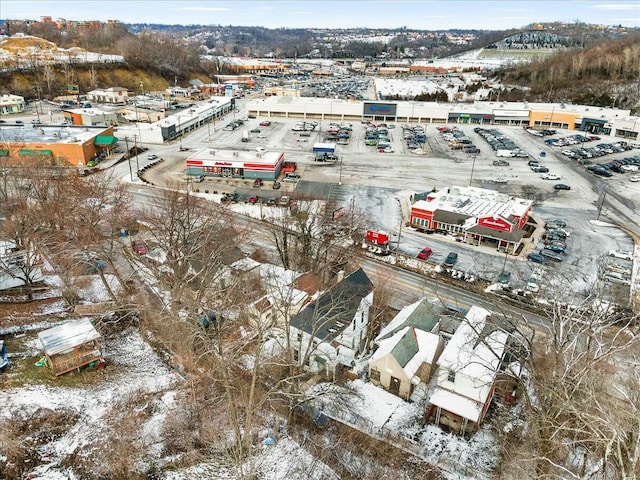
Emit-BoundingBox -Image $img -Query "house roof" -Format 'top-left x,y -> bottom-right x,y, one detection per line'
391,328 -> 419,368
437,306 -> 508,384
429,386 -> 484,423
38,319 -> 101,356
290,268 -> 373,342
370,326 -> 441,383
376,298 -> 440,341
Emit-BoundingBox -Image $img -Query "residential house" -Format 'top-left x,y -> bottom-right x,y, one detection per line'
38,319 -> 103,376
0,94 -> 26,115
368,298 -> 444,399
244,261 -> 309,327
290,268 -> 374,379
427,305 -> 508,434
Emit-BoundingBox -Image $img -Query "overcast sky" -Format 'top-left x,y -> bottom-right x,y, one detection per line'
2,0 -> 639,30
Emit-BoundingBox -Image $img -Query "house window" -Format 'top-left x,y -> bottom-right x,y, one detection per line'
353,321 -> 356,331
447,370 -> 456,383
293,349 -> 299,362
370,369 -> 380,382
296,332 -> 302,343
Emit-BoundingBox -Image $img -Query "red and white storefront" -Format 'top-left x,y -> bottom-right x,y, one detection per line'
409,186 -> 533,253
185,149 -> 284,181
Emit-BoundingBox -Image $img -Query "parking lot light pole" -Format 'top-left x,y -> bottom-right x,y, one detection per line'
469,154 -> 477,186
339,156 -> 343,186
395,198 -> 403,263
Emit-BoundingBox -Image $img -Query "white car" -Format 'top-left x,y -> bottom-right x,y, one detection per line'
609,250 -> 633,261
540,173 -> 560,180
620,165 -> 638,172
630,175 -> 640,182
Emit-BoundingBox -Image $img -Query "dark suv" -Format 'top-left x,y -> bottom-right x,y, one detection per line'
443,252 -> 458,267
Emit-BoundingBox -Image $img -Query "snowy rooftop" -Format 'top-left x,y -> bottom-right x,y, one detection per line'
370,326 -> 441,382
0,125 -> 109,144
429,386 -> 484,423
38,318 -> 101,356
437,306 -> 508,384
413,185 -> 532,219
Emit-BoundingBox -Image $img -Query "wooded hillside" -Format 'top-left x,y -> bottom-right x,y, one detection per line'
499,33 -> 640,110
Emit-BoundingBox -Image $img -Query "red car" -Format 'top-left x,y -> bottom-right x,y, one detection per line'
417,247 -> 433,260
253,178 -> 263,188
131,240 -> 148,255
259,121 -> 271,126
248,196 -> 259,204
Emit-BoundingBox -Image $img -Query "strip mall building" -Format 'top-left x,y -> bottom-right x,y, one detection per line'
409,186 -> 535,254
185,149 -> 284,181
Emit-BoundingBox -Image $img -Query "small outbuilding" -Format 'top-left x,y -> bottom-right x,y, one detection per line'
38,319 -> 103,376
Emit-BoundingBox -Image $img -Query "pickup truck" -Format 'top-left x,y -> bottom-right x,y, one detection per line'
492,159 -> 510,166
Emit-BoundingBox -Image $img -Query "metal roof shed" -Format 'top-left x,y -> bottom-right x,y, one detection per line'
312,142 -> 336,153
38,319 -> 103,376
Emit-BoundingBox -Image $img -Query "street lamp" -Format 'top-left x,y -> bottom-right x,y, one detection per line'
338,156 -> 343,186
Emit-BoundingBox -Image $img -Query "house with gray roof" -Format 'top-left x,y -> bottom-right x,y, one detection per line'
369,298 -> 443,399
289,268 -> 373,379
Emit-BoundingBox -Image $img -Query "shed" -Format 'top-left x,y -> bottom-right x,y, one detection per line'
38,319 -> 103,376
312,142 -> 336,153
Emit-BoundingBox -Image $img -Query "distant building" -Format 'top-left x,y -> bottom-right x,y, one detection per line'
86,87 -> 128,105
0,94 -> 26,115
63,107 -> 119,126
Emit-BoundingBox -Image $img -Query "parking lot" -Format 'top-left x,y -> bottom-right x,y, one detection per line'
146,108 -> 638,303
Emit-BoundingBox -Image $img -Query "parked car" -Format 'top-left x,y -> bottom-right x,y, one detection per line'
417,247 -> 433,260
492,160 -> 510,166
259,121 -> 271,126
554,183 -> 571,190
443,252 -> 458,267
540,249 -> 563,262
544,244 -> 565,254
272,181 -> 281,190
527,253 -> 545,264
278,195 -> 290,206
248,196 -> 259,204
131,240 -> 149,255
250,128 -> 261,133
147,154 -> 158,160
609,250 -> 633,261
545,219 -> 567,229
194,174 -> 204,183
630,175 -> 640,182
497,271 -> 511,285
253,178 -> 263,188
540,173 -> 560,180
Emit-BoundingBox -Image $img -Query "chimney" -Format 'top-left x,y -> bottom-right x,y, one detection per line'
336,270 -> 345,283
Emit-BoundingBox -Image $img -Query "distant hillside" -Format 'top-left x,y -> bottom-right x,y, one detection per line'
497,33 -> 640,111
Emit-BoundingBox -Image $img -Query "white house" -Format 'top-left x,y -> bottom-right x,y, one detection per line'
290,268 -> 374,379
0,94 -> 26,115
428,305 -> 508,434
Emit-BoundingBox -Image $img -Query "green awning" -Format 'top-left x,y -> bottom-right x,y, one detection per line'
0,149 -> 8,157
19,149 -> 53,156
94,135 -> 118,146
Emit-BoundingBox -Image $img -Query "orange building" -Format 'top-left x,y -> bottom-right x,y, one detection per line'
529,109 -> 581,130
0,125 -> 117,167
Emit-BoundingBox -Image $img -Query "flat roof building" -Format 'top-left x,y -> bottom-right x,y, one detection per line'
185,148 -> 285,181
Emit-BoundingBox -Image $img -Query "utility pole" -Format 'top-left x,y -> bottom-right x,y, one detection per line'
124,137 -> 133,181
339,156 -> 343,186
133,135 -> 140,175
597,189 -> 607,221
